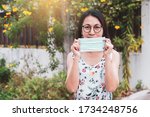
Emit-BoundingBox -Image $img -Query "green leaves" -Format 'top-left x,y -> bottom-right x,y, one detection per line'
0,71 -> 71,100
53,21 -> 64,51
0,58 -> 11,84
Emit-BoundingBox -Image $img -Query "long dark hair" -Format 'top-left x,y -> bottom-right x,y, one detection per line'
77,9 -> 110,39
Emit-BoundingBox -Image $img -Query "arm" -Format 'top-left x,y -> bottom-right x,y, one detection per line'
65,53 -> 80,93
104,50 -> 120,92
103,38 -> 120,92
65,39 -> 80,93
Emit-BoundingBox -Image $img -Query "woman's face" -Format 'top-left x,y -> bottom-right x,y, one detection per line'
82,15 -> 103,38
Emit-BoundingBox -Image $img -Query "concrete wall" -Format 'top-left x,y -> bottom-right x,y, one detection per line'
0,48 -> 63,78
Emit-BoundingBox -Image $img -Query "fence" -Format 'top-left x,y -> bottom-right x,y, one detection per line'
0,26 -> 44,48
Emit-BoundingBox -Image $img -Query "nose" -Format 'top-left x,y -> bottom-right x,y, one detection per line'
89,27 -> 95,35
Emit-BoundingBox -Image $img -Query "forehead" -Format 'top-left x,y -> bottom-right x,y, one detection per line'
83,15 -> 101,25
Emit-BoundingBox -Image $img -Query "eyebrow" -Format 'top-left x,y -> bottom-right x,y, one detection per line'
83,24 -> 101,26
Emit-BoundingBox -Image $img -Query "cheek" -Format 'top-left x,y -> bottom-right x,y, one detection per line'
96,30 -> 103,37
96,33 -> 103,37
98,29 -> 103,36
82,31 -> 88,37
82,29 -> 89,37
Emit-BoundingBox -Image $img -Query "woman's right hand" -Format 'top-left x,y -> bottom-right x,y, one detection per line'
71,39 -> 80,58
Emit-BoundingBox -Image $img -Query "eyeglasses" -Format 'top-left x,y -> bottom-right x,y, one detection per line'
82,24 -> 102,33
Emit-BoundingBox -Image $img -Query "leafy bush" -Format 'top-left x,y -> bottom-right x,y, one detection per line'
0,67 -> 11,83
135,80 -> 143,91
0,85 -> 17,100
0,71 -> 72,100
0,58 -> 11,83
0,73 -> 23,99
113,79 -> 132,99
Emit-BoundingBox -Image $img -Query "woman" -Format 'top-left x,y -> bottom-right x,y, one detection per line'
65,9 -> 120,100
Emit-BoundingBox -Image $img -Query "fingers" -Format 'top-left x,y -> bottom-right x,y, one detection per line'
71,39 -> 80,57
74,39 -> 80,51
71,39 -> 79,51
74,39 -> 78,43
104,38 -> 111,43
104,38 -> 113,56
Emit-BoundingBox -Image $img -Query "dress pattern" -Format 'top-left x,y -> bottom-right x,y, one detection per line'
74,57 -> 112,100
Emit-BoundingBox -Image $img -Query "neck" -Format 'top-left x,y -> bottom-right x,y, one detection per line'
80,52 -> 104,66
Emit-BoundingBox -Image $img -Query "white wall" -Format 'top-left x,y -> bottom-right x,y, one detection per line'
0,48 -> 63,78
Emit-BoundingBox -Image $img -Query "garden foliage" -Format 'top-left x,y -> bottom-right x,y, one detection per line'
0,71 -> 72,100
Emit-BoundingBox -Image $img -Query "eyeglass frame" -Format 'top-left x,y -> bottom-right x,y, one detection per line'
82,24 -> 103,33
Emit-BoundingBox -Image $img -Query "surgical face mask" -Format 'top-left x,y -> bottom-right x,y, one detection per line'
79,37 -> 105,52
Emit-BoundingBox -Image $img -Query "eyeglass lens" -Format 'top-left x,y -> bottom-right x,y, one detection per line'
82,24 -> 102,33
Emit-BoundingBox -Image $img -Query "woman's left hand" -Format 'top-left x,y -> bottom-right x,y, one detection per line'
103,38 -> 113,58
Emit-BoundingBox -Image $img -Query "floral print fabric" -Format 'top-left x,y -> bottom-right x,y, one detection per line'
74,57 -> 112,100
